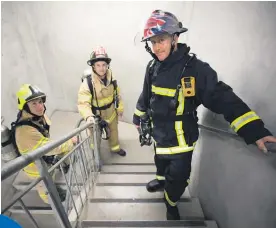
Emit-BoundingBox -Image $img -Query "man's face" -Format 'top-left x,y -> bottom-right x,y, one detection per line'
27,98 -> 45,116
93,61 -> 108,77
150,33 -> 176,61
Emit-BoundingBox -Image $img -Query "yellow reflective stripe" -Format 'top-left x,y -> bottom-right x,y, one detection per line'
134,109 -> 146,117
152,85 -> 176,97
106,111 -> 117,123
175,88 -> 186,146
156,145 -> 194,155
176,88 -> 185,115
164,190 -> 177,206
23,169 -> 40,176
175,121 -> 186,146
39,193 -> 49,202
80,109 -> 92,120
92,95 -> 114,107
78,93 -> 92,102
230,111 -> 260,132
156,175 -> 165,180
60,142 -> 69,153
111,145 -> 120,151
20,137 -> 48,154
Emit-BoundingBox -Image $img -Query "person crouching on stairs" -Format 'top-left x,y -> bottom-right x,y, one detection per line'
14,84 -> 78,204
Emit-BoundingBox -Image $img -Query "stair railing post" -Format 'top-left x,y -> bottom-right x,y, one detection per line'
36,158 -> 72,228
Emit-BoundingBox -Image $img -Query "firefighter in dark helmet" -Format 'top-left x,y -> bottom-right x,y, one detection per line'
133,10 -> 276,220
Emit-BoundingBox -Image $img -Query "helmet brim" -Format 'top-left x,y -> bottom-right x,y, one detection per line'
26,94 -> 46,103
87,58 -> 111,66
141,27 -> 188,42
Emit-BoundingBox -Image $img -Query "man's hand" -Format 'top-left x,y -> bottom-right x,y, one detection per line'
86,116 -> 95,124
71,136 -> 78,145
256,136 -> 276,154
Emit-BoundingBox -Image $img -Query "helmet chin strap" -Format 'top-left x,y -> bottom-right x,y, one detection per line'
23,104 -> 46,119
145,41 -> 158,60
92,65 -> 108,78
169,34 -> 177,56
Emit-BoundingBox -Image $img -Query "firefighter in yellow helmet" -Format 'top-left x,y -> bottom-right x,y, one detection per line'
78,46 -> 127,156
13,84 -> 78,204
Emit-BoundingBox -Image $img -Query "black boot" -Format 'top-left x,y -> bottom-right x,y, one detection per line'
62,164 -> 70,174
146,179 -> 165,192
56,186 -> 67,202
114,149 -> 126,156
164,198 -> 180,220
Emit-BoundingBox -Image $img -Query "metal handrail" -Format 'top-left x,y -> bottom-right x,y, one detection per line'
1,121 -> 93,180
198,124 -> 276,153
1,118 -> 102,228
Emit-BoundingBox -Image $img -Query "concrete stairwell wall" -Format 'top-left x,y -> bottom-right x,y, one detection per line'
187,2 -> 276,228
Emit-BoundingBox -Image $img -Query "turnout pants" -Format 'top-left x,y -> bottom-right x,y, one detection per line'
155,151 -> 193,206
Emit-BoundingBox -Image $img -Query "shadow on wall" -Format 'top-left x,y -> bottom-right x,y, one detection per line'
190,109 -> 276,228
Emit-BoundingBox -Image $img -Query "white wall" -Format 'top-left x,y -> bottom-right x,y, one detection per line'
2,1 -> 275,129
1,1 -> 195,125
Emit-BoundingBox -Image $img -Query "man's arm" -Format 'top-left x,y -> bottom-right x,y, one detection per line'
78,79 -> 94,121
195,60 -> 275,149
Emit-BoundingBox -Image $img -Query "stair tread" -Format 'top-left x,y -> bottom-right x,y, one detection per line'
12,190 -> 51,208
84,198 -> 204,221
91,186 -> 190,199
81,220 -> 218,228
97,174 -> 156,184
10,211 -> 59,228
101,165 -> 156,173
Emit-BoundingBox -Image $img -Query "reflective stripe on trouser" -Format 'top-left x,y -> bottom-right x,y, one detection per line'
24,172 -> 56,204
154,151 -> 193,206
156,175 -> 165,180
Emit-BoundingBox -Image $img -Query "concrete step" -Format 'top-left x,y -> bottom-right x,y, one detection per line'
97,173 -> 156,184
101,164 -> 156,173
99,121 -> 155,164
84,197 -> 204,221
91,185 -> 190,199
9,210 -> 58,228
12,189 -> 51,209
81,220 -> 218,228
9,190 -> 84,228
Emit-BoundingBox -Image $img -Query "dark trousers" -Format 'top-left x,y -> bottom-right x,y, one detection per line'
155,152 -> 193,203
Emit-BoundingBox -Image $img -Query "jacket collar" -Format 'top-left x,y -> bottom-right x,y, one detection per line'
20,110 -> 51,125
